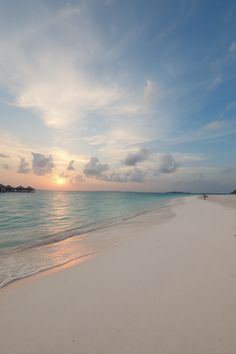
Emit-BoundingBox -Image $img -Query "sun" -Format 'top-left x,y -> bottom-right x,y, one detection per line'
55,176 -> 66,185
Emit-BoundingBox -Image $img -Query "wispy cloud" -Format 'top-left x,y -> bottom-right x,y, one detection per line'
0,153 -> 10,158
225,100 -> 236,112
58,5 -> 80,18
143,80 -> 158,106
229,42 -> 236,53
71,174 -> 85,184
3,163 -> 10,170
17,157 -> 31,174
0,5 -> 159,131
221,166 -> 234,174
13,63 -> 122,128
205,120 -> 224,130
158,1 -> 198,39
207,74 -> 223,91
164,120 -> 236,145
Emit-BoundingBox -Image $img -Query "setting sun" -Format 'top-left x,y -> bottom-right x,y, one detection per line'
55,177 -> 66,185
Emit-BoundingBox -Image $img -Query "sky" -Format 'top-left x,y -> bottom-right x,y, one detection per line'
0,0 -> 236,193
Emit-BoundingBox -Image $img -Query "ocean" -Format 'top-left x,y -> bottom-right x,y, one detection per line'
0,191 -> 188,288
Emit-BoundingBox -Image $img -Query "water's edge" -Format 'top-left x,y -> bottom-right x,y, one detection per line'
0,196 -> 189,288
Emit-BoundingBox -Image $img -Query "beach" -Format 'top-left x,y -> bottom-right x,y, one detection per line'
0,195 -> 235,354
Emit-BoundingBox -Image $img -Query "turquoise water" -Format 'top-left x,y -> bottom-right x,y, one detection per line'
0,191 -> 188,288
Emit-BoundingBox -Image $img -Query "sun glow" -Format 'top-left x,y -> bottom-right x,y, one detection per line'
55,176 -> 66,185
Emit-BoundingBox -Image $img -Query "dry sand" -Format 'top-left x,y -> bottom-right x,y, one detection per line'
0,195 -> 236,354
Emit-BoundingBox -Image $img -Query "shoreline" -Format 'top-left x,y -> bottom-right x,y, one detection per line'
0,196 -> 181,290
0,195 -> 235,354
1,194 -> 182,254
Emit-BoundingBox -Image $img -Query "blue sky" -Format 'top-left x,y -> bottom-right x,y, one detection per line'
0,0 -> 235,192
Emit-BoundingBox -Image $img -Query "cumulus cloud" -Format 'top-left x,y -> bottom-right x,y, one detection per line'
127,168 -> 146,182
122,148 -> 150,166
101,172 -> 128,183
3,163 -> 10,170
32,152 -> 54,175
84,157 -> 109,177
67,160 -> 75,171
17,157 -> 31,174
82,156 -> 147,183
100,168 -> 147,183
0,153 -> 9,158
82,153 -> 178,184
159,154 -> 178,173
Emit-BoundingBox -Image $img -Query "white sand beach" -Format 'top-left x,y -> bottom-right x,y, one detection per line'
0,195 -> 236,354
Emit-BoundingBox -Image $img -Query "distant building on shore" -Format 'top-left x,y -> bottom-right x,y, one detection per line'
0,184 -> 35,193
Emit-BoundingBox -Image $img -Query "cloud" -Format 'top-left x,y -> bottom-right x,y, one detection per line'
72,174 -> 85,183
58,5 -> 80,18
32,152 -> 54,175
205,120 -> 223,130
0,153 -> 10,158
85,125 -> 150,150
67,160 -> 75,171
159,154 -> 178,173
0,4 -> 163,134
164,120 -> 236,145
0,14 -> 109,128
81,152 -> 179,185
17,157 -> 31,174
225,100 -> 236,112
100,172 -> 128,183
229,42 -> 236,53
59,171 -> 69,179
143,80 -> 158,106
0,7 -> 139,129
122,148 -> 150,166
208,74 -> 223,91
171,153 -> 206,163
83,157 -> 109,178
15,73 -> 122,128
127,168 -> 146,182
82,156 -> 147,183
3,163 -> 10,170
221,167 -> 234,174
101,168 -> 147,183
